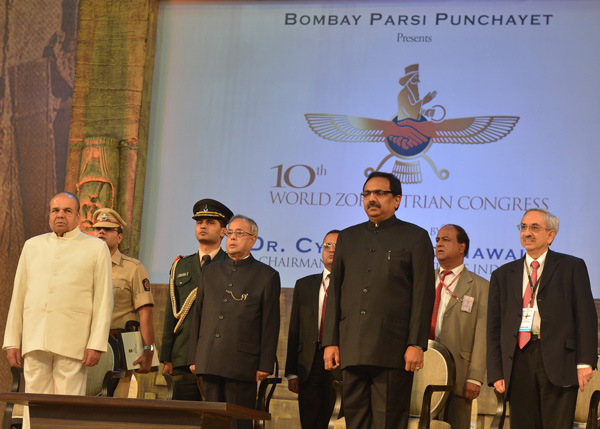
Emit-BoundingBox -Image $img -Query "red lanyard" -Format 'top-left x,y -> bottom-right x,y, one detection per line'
439,270 -> 463,302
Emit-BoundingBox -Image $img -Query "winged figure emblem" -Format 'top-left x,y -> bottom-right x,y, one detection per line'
304,64 -> 520,183
305,114 -> 520,159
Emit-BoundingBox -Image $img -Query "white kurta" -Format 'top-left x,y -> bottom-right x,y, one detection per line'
3,227 -> 113,360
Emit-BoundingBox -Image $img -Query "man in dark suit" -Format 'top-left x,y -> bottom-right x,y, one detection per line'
432,224 -> 489,429
286,229 -> 340,429
487,208 -> 598,428
322,171 -> 435,429
189,214 -> 281,429
161,198 -> 233,400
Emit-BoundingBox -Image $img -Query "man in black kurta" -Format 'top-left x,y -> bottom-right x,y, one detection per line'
323,172 -> 435,429
188,215 -> 280,429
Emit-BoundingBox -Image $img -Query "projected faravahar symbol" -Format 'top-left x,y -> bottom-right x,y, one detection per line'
305,64 -> 520,183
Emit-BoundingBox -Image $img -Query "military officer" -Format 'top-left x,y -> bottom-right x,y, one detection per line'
161,199 -> 233,400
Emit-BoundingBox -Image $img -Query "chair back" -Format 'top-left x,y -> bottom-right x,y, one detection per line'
86,335 -> 120,396
255,357 -> 282,429
574,355 -> 600,428
409,340 -> 456,419
3,366 -> 26,429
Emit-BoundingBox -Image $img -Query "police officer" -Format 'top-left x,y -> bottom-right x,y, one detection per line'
161,199 -> 233,400
93,208 -> 155,396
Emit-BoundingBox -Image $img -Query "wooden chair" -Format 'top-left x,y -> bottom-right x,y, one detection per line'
329,340 -> 456,429
2,336 -> 123,429
255,357 -> 283,429
86,334 -> 125,396
408,340 -> 456,429
489,388 -> 507,429
2,366 -> 25,429
574,355 -> 600,429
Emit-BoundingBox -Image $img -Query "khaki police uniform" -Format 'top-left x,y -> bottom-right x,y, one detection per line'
110,249 -> 154,330
92,207 -> 156,398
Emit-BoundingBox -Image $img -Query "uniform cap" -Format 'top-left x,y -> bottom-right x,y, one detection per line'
92,208 -> 127,229
192,199 -> 233,224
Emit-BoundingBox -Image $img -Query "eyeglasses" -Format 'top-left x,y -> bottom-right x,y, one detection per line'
360,190 -> 394,198
94,227 -> 118,232
225,229 -> 256,238
323,242 -> 336,249
517,224 -> 550,233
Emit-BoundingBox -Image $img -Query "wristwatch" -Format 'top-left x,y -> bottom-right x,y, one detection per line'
143,344 -> 154,352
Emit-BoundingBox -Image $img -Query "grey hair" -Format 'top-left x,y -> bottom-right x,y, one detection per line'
523,208 -> 559,234
229,214 -> 259,236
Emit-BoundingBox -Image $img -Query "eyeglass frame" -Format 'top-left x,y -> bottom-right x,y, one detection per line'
360,190 -> 394,198
225,229 -> 256,238
517,223 -> 551,233
322,242 -> 337,250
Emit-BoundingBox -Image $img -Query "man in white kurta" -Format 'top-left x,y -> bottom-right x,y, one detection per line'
3,192 -> 113,400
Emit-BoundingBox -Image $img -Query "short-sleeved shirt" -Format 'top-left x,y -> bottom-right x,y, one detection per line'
110,249 -> 154,330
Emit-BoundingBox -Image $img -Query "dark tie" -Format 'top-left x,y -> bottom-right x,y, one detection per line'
319,274 -> 330,342
518,260 -> 540,349
201,254 -> 211,268
429,270 -> 452,340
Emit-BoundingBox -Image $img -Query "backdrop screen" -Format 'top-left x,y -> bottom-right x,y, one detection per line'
140,0 -> 600,294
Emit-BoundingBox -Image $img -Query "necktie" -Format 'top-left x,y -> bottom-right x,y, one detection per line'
319,274 -> 330,342
201,254 -> 211,268
430,270 -> 452,340
518,260 -> 540,349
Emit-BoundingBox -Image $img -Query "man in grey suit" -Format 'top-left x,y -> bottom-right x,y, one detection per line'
322,171 -> 435,429
189,214 -> 280,429
487,208 -> 597,428
432,224 -> 489,429
286,229 -> 340,429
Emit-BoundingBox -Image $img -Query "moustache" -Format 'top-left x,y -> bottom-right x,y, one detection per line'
367,202 -> 381,208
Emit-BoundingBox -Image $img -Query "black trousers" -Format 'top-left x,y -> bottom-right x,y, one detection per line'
202,374 -> 257,429
342,365 -> 413,429
171,366 -> 202,401
508,339 -> 577,429
298,347 -> 337,429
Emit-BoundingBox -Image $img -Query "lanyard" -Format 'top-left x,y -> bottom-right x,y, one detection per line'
524,263 -> 541,308
439,270 -> 463,302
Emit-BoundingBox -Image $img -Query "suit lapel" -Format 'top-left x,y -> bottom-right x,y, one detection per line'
509,257 -> 525,304
446,269 -> 472,312
309,274 -> 322,333
538,250 -> 558,293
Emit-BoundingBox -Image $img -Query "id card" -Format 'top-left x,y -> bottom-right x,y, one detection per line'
461,295 -> 474,313
519,308 -> 535,332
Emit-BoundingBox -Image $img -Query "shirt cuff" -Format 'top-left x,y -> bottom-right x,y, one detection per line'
577,364 -> 592,369
466,378 -> 482,387
286,374 -> 298,380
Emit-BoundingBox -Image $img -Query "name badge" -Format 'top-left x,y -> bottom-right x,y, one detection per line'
519,308 -> 535,332
461,295 -> 474,313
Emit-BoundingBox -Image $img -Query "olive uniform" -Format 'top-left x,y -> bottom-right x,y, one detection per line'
160,198 -> 233,401
161,248 -> 226,368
